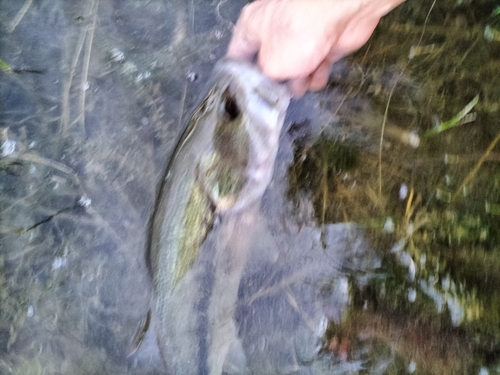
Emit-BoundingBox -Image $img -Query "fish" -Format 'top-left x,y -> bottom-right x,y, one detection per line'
147,58 -> 290,375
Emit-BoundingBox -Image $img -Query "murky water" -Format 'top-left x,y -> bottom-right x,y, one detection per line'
0,1 -> 241,373
1,0 -> 500,374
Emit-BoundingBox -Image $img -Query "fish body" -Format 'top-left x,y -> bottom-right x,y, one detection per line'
148,58 -> 290,375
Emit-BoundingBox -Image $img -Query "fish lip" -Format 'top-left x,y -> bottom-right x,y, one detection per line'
212,58 -> 291,143
213,57 -> 291,111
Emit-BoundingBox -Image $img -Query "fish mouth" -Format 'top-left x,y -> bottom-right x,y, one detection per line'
213,58 -> 290,112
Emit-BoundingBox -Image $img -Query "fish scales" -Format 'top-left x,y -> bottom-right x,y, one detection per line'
148,58 -> 290,375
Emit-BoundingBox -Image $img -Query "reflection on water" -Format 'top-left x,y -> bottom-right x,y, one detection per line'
2,0 -> 500,374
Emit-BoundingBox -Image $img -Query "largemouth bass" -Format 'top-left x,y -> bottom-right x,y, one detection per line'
148,58 -> 290,375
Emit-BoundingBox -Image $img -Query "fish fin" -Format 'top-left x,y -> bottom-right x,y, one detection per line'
196,158 -> 244,213
173,183 -> 216,286
128,310 -> 151,357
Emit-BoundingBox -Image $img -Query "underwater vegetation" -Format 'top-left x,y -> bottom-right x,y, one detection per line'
286,0 -> 500,372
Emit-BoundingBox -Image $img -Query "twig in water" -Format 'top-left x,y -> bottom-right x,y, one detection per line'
453,130 -> 500,201
77,0 -> 100,137
377,0 -> 437,201
6,0 -> 32,33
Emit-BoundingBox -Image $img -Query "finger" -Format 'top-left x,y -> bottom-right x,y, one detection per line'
226,3 -> 262,61
226,28 -> 260,61
309,58 -> 331,91
288,77 -> 309,98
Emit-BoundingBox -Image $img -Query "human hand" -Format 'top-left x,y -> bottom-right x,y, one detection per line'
227,0 -> 405,97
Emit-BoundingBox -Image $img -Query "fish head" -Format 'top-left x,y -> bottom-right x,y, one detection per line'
211,58 -> 290,129
200,58 -> 290,212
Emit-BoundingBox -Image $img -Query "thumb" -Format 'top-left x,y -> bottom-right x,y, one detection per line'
226,4 -> 262,61
226,32 -> 260,61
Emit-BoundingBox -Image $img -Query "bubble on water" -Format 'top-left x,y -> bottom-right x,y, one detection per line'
408,288 -> 416,302
419,253 -> 426,267
122,61 -> 138,75
408,131 -> 420,148
187,71 -> 198,82
407,360 -> 417,373
135,70 -> 152,83
398,252 -> 408,265
383,217 -> 394,233
315,316 -> 328,337
52,257 -> 67,270
1,139 -> 16,156
110,47 -> 125,62
446,294 -> 465,326
399,183 -> 408,200
445,174 -> 452,186
78,196 -> 91,208
338,277 -> 349,300
390,238 -> 406,253
406,222 -> 414,236
27,305 -> 34,318
441,274 -> 450,291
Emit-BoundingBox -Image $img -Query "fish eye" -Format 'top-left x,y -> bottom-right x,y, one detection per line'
221,89 -> 240,121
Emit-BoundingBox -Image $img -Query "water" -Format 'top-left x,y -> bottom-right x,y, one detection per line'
2,0 -> 500,374
0,1 -> 238,373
